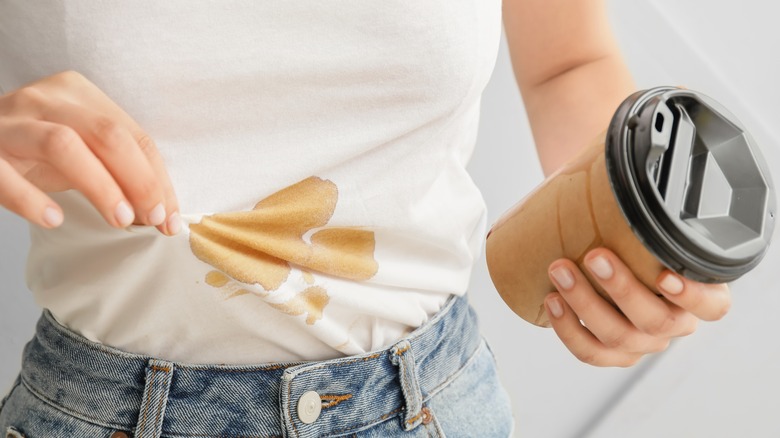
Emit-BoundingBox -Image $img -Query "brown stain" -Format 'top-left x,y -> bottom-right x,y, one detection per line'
225,288 -> 251,299
267,286 -> 330,325
189,177 -> 378,323
205,270 -> 230,288
309,228 -> 377,280
190,227 -> 292,290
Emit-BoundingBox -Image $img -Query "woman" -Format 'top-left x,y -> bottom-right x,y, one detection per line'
0,0 -> 730,436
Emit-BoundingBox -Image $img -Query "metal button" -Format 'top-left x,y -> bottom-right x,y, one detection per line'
110,432 -> 129,438
421,407 -> 433,425
297,390 -> 322,424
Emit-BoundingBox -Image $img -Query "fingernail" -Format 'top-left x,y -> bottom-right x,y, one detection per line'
114,201 -> 135,227
547,296 -> 564,318
148,203 -> 166,226
659,274 -> 684,295
43,207 -> 63,227
551,266 -> 575,290
166,212 -> 181,235
587,255 -> 614,280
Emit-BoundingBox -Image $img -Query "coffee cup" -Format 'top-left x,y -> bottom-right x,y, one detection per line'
486,87 -> 776,327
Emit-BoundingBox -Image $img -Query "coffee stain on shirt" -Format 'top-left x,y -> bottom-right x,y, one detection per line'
189,176 -> 378,325
205,270 -> 230,288
205,270 -> 255,301
267,286 -> 329,325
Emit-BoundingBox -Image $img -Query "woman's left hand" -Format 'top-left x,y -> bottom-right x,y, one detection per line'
544,248 -> 731,367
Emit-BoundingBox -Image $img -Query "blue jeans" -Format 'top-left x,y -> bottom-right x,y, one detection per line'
0,295 -> 513,437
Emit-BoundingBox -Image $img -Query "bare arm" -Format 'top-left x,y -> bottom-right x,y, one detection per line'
504,0 -> 635,176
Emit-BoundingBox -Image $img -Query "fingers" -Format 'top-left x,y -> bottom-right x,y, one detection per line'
544,293 -> 643,367
40,101 -> 168,227
548,259 -> 670,356
0,117 -> 135,228
50,72 -> 181,235
583,249 -> 699,338
127,129 -> 180,235
657,272 -> 731,322
547,248 -> 731,368
2,72 -> 180,235
0,156 -> 63,228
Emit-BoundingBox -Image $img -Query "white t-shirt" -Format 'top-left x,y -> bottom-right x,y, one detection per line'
0,1 -> 502,364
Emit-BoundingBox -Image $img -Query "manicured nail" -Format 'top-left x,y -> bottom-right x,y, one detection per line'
659,274 -> 684,295
547,296 -> 564,318
587,255 -> 614,280
114,201 -> 135,227
43,207 -> 63,228
551,266 -> 575,290
148,203 -> 166,226
166,212 -> 181,235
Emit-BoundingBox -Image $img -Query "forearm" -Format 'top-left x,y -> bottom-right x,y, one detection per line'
522,55 -> 633,175
504,0 -> 635,176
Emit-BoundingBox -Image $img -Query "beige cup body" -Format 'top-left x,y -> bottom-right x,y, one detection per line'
486,134 -> 664,327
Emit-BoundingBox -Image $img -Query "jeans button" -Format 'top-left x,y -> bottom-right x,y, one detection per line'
421,407 -> 433,425
297,390 -> 322,424
110,432 -> 129,438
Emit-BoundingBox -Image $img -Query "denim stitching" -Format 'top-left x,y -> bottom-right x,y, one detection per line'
423,338 -> 486,402
153,367 -> 171,435
165,434 -> 282,438
41,311 -> 303,372
291,353 -> 381,377
201,365 -> 288,372
286,381 -> 299,438
405,411 -> 423,425
392,341 -> 423,430
425,408 -> 446,438
394,345 -> 410,355
0,375 -> 20,412
137,366 -> 158,437
24,297 -> 471,437
320,394 -> 352,409
22,375 -> 279,438
328,406 -> 403,436
19,377 -> 129,430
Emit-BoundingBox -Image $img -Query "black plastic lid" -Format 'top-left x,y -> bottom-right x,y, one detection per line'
606,87 -> 776,283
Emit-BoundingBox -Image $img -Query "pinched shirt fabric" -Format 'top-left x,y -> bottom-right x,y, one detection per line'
0,0 -> 503,363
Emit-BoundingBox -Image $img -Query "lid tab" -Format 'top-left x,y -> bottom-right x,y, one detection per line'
606,87 -> 776,283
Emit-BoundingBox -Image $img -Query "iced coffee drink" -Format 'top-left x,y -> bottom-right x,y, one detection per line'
487,87 -> 776,327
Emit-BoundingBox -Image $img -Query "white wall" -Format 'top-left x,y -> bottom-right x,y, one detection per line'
2,1 -> 778,437
587,2 -> 780,437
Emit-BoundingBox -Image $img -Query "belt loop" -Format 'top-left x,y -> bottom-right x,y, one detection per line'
390,339 -> 424,431
134,359 -> 174,438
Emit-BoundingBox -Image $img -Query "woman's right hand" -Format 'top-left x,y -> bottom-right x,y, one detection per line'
0,70 -> 179,235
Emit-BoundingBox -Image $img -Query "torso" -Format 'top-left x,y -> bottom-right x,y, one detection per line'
0,0 -> 502,363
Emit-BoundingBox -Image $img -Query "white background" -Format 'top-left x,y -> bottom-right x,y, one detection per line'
2,1 -> 779,437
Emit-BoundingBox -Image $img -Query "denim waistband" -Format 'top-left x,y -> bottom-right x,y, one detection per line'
19,294 -> 481,437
